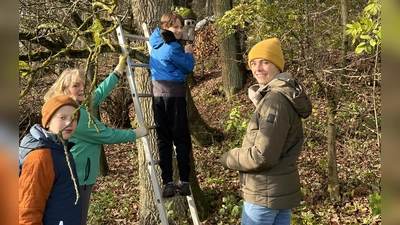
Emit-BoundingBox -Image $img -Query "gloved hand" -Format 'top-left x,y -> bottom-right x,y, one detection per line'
134,124 -> 149,139
114,52 -> 129,78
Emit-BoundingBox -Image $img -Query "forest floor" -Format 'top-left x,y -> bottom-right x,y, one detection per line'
90,65 -> 381,224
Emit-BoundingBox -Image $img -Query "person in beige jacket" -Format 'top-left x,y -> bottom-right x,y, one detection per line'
220,38 -> 312,225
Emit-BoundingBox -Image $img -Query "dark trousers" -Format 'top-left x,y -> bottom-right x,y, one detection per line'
153,96 -> 191,184
79,184 -> 94,225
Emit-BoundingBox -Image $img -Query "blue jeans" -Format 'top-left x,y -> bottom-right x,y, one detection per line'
241,201 -> 291,225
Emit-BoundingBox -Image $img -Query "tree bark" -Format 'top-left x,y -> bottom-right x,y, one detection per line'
212,0 -> 245,99
130,2 -> 167,224
326,0 -> 348,201
186,82 -> 224,146
326,104 -> 339,200
130,0 -> 210,223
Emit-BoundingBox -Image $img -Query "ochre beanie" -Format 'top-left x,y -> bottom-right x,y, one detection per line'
42,95 -> 80,127
248,38 -> 285,72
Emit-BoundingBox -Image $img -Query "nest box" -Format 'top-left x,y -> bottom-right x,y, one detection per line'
182,17 -> 196,41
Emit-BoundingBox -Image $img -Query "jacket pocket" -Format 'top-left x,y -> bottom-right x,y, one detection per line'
84,157 -> 90,189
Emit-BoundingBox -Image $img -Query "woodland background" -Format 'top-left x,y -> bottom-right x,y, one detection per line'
19,0 -> 381,224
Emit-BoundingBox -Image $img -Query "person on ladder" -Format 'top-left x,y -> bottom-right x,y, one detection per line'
148,11 -> 194,198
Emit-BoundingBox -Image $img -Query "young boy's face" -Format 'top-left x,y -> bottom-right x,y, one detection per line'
166,18 -> 183,40
47,105 -> 78,140
68,78 -> 89,102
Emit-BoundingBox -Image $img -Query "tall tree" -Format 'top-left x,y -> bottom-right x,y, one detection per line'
129,0 -> 209,223
325,0 -> 349,201
212,0 -> 245,99
128,2 -> 169,224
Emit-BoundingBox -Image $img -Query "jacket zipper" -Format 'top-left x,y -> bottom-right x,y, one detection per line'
84,157 -> 90,190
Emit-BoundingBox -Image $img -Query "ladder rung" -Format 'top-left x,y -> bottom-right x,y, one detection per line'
135,93 -> 153,98
131,63 -> 149,68
117,17 -> 200,225
122,33 -> 149,41
162,194 -> 185,201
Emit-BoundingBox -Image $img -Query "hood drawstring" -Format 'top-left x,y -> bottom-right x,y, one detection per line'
59,136 -> 80,205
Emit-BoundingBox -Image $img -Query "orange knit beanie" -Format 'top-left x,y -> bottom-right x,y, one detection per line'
247,38 -> 285,72
42,95 -> 80,127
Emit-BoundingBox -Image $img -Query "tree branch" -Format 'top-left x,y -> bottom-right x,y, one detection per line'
19,43 -> 149,63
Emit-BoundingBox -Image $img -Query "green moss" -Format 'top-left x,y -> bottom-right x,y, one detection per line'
175,7 -> 197,20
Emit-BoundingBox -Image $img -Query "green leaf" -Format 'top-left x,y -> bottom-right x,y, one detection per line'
365,44 -> 372,54
360,34 -> 371,40
355,42 -> 366,54
369,39 -> 377,47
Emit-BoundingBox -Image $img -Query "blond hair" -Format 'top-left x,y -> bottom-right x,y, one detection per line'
44,68 -> 94,109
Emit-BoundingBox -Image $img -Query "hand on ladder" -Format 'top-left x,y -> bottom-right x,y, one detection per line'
134,123 -> 150,138
113,52 -> 129,78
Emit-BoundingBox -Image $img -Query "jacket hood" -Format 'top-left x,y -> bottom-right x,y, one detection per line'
19,124 -> 74,173
248,72 -> 312,118
149,28 -> 177,50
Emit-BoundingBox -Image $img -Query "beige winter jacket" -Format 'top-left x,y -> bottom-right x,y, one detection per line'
220,72 -> 312,210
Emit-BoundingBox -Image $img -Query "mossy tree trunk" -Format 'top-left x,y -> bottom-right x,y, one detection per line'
186,73 -> 224,147
212,0 -> 246,100
130,1 -> 168,224
130,0 -> 210,223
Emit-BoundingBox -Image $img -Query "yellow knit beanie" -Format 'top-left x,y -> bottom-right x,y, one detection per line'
248,38 -> 285,72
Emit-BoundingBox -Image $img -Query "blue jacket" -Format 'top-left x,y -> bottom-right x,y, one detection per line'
149,28 -> 194,82
19,124 -> 81,225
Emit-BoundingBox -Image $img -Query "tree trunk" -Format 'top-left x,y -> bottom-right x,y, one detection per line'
186,81 -> 224,146
326,104 -> 339,200
173,0 -> 189,8
326,0 -> 348,201
130,0 -> 210,223
182,39 -> 224,146
212,0 -> 245,99
130,2 -> 168,224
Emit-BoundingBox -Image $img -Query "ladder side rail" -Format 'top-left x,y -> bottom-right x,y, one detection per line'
142,23 -> 152,52
186,193 -> 200,225
116,18 -> 169,225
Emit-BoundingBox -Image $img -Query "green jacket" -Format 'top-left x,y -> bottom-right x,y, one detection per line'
70,73 -> 138,186
220,72 -> 312,210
